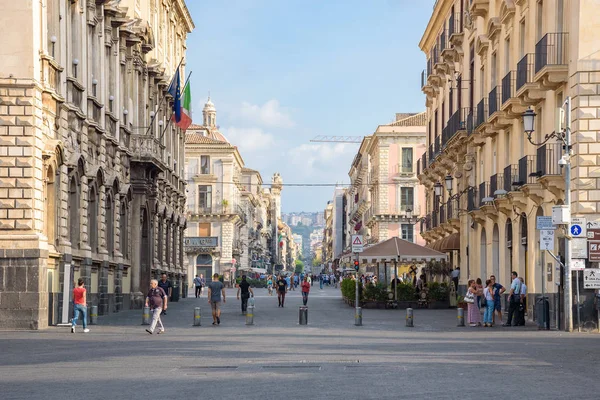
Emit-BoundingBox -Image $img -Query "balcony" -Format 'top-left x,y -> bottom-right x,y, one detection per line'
517,154 -> 544,204
67,77 -> 84,111
439,203 -> 446,225
489,173 -> 504,197
474,98 -> 488,132
130,134 -> 166,171
516,54 -> 544,106
448,12 -> 464,50
478,181 -> 491,207
536,142 -> 565,198
501,70 -> 527,118
438,30 -> 454,75
467,187 -> 478,212
87,96 -> 103,126
392,163 -> 414,177
534,32 -> 569,90
470,0 -> 489,18
41,55 -> 63,101
487,85 -> 512,131
367,204 -> 419,228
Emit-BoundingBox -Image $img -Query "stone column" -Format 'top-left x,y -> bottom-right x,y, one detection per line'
129,194 -> 142,298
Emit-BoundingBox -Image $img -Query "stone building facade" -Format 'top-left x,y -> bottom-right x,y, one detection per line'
0,0 -> 193,329
418,0 -> 600,328
184,99 -> 283,284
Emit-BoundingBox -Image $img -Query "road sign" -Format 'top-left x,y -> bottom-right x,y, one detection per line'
536,216 -> 555,230
351,234 -> 364,253
572,259 -> 586,271
589,241 -> 600,262
584,269 -> 600,289
570,217 -> 586,237
540,229 -> 555,251
572,238 -> 588,259
588,229 -> 600,240
587,221 -> 600,230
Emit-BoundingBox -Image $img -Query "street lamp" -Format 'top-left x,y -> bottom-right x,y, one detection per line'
521,98 -> 573,332
444,175 -> 453,194
406,207 -> 413,220
434,182 -> 443,197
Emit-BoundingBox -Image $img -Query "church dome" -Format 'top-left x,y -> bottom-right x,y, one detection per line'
203,97 -> 216,112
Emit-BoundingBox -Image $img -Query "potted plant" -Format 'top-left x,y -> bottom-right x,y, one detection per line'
222,199 -> 229,212
456,295 -> 468,310
427,282 -> 450,309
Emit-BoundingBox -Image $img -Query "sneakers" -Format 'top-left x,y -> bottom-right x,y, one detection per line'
157,330 -> 164,334
71,326 -> 75,333
146,329 -> 153,334
83,329 -> 90,333
216,316 -> 221,325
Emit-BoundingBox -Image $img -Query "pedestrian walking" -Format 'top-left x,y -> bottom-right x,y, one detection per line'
158,273 -> 172,315
489,275 -> 505,325
483,279 -> 495,327
193,274 -> 203,298
451,267 -> 460,292
200,274 -> 206,296
237,275 -> 254,314
503,271 -> 522,327
301,276 -> 310,306
276,275 -> 287,307
71,278 -> 89,333
207,273 -> 226,325
267,275 -> 273,296
467,279 -> 482,327
145,279 -> 167,334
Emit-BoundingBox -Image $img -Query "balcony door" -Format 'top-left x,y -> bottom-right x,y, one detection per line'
398,187 -> 414,213
198,185 -> 212,212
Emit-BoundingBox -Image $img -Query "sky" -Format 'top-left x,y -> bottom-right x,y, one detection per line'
185,0 -> 435,212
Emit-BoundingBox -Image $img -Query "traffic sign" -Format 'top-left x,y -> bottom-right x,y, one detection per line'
572,238 -> 588,259
589,241 -> 600,262
536,216 -> 555,230
570,217 -> 586,237
351,234 -> 364,253
588,229 -> 600,240
584,269 -> 600,289
587,221 -> 600,230
540,230 -> 555,251
572,259 -> 586,271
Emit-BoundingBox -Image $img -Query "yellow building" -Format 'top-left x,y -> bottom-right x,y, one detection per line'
418,0 -> 600,328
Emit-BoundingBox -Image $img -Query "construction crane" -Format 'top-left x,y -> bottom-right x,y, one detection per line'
309,135 -> 363,143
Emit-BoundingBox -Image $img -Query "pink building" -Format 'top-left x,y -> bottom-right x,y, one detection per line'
346,113 -> 427,249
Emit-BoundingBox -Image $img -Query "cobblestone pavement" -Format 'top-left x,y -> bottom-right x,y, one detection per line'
1,286 -> 600,400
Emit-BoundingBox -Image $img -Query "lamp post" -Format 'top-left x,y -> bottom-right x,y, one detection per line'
521,99 -> 573,332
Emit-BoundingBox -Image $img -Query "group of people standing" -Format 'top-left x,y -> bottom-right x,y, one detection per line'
466,271 -> 527,327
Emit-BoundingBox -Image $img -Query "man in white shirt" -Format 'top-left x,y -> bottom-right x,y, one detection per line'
503,271 -> 522,327
517,277 -> 528,326
451,267 -> 460,292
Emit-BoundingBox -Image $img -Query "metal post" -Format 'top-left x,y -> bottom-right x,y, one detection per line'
457,307 -> 465,327
299,306 -> 308,325
354,306 -> 362,326
246,305 -> 254,325
576,270 -> 581,332
193,307 -> 201,326
541,250 -> 546,329
355,252 -> 360,324
564,96 -> 573,332
406,308 -> 414,327
142,306 -> 150,325
90,305 -> 98,325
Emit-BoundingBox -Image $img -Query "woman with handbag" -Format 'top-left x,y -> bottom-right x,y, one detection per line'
466,279 -> 482,327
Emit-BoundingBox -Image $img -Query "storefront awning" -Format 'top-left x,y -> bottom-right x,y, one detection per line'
359,237 -> 446,263
251,268 -> 267,274
426,233 -> 460,252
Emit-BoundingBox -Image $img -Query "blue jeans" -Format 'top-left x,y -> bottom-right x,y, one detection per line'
72,304 -> 88,328
483,300 -> 494,324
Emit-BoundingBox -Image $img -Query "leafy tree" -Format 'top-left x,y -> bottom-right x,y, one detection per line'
295,259 -> 304,273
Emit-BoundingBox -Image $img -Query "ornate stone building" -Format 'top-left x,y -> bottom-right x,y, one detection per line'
184,99 -> 283,284
0,0 -> 193,329
418,0 -> 600,328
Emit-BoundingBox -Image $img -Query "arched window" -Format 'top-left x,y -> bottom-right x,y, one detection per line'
119,199 -> 129,259
88,184 -> 98,252
44,166 -> 56,245
158,218 -> 163,263
68,176 -> 80,248
166,221 -> 171,265
106,192 -> 114,256
172,221 -> 177,266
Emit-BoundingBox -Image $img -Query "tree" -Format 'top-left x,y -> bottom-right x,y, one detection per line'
312,256 -> 321,267
295,259 -> 304,274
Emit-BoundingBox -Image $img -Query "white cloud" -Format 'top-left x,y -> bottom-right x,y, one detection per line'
288,143 -> 356,177
221,126 -> 275,152
238,99 -> 294,128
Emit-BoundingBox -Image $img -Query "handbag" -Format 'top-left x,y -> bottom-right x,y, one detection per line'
464,290 -> 475,304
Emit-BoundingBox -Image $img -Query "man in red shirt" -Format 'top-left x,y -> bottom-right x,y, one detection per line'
301,276 -> 311,306
71,278 -> 89,333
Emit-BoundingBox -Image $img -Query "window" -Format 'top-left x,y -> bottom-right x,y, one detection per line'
69,177 -> 80,248
88,185 -> 98,252
400,187 -> 414,211
557,0 -> 564,33
492,139 -> 497,175
401,224 -> 414,243
505,130 -> 511,166
401,148 -> 413,173
504,38 -> 511,74
537,0 -> 544,41
166,223 -> 171,265
200,156 -> 210,174
120,200 -> 129,259
199,223 -> 211,236
158,220 -> 164,262
519,20 -> 526,58
198,185 -> 212,211
106,194 -> 114,256
491,53 -> 497,88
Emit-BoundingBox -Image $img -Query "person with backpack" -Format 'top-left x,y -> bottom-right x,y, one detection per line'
145,279 -> 167,334
71,278 -> 89,333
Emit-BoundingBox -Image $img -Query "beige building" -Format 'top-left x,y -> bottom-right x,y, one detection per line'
418,0 -> 600,327
184,99 -> 283,284
0,0 -> 193,329
346,113 -> 428,249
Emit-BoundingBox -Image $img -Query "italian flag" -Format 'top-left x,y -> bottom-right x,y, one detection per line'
175,83 -> 192,130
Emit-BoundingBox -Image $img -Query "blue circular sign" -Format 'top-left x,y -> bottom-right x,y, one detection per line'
571,225 -> 582,236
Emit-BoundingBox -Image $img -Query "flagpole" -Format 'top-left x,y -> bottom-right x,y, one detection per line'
144,57 -> 185,138
159,71 -> 192,141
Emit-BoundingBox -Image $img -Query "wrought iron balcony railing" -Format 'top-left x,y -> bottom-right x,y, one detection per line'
535,33 -> 568,73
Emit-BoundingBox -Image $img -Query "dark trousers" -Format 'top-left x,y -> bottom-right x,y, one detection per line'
506,298 -> 520,326
195,286 -> 202,298
452,277 -> 459,291
516,298 -> 526,325
278,291 -> 286,306
302,292 -> 308,306
241,293 -> 250,312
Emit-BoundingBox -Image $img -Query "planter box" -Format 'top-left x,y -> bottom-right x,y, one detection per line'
396,301 -> 416,309
363,301 -> 386,309
457,302 -> 468,310
428,300 -> 451,309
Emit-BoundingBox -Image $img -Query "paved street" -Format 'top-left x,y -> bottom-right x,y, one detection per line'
2,286 -> 600,400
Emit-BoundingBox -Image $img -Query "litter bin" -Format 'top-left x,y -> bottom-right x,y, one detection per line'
172,285 -> 180,302
536,296 -> 550,330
